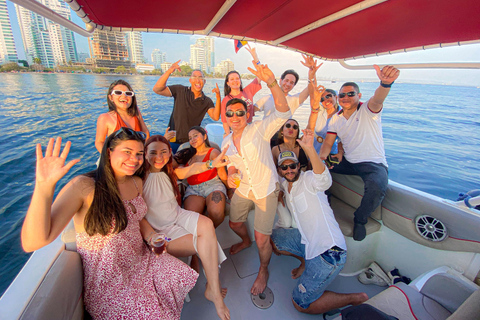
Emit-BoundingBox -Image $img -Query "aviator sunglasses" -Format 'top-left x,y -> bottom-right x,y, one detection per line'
279,162 -> 299,171
285,123 -> 299,130
338,91 -> 356,98
111,90 -> 135,97
321,94 -> 334,102
114,127 -> 147,141
225,110 -> 246,117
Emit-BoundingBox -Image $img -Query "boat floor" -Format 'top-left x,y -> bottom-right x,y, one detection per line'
181,244 -> 386,319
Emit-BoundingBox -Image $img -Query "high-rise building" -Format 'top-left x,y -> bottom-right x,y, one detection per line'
0,0 -> 18,64
151,49 -> 166,69
214,59 -> 234,77
15,0 -> 78,68
125,31 -> 144,65
88,30 -> 131,70
190,36 -> 214,73
77,52 -> 90,63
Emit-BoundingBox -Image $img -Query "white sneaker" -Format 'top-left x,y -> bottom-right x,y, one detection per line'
358,262 -> 391,286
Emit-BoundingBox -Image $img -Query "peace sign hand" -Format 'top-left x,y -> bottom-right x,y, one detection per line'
212,146 -> 230,168
212,83 -> 220,96
35,137 -> 80,188
247,63 -> 276,85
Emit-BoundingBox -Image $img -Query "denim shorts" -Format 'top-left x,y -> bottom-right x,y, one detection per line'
183,177 -> 227,200
271,228 -> 347,309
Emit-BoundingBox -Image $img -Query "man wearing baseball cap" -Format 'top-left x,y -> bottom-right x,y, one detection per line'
272,129 -> 368,314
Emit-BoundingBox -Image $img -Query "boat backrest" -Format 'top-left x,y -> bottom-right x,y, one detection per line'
62,219 -> 77,252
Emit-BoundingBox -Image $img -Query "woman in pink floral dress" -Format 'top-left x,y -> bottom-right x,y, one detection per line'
21,128 -> 198,320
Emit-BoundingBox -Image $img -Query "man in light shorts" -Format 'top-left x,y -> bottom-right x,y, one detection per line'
271,129 -> 368,314
222,63 -> 290,296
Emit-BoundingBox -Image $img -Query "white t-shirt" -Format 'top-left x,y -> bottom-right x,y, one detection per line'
256,92 -> 302,118
282,169 -> 346,260
327,99 -> 387,167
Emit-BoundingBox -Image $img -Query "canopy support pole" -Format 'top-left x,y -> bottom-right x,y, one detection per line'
339,60 -> 480,69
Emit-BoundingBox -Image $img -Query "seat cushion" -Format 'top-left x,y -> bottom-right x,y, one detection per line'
330,196 -> 381,237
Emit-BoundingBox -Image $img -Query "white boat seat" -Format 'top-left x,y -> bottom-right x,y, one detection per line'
354,269 -> 479,320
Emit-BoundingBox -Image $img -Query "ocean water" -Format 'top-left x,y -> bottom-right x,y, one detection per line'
0,73 -> 479,296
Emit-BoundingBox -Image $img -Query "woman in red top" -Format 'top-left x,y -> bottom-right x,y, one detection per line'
95,79 -> 150,153
220,45 -> 262,136
174,126 -> 228,228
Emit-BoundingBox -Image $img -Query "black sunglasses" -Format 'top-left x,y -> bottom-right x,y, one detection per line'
226,110 -> 246,118
321,94 -> 334,102
285,123 -> 299,130
338,91 -> 356,98
114,127 -> 147,141
111,90 -> 135,97
279,162 -> 298,170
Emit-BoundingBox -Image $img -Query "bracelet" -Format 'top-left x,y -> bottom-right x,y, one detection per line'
380,81 -> 394,88
206,160 -> 214,170
311,108 -> 320,114
308,78 -> 315,83
267,80 -> 278,88
256,60 -> 261,65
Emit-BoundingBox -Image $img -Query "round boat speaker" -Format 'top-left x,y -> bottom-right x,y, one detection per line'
415,215 -> 447,242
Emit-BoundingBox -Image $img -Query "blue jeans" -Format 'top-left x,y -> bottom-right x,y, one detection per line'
271,228 -> 347,309
331,158 -> 388,225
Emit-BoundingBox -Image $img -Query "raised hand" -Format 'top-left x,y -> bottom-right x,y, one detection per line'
164,127 -> 175,141
297,129 -> 314,149
212,83 -> 220,96
245,44 -> 259,63
35,137 -> 80,187
301,54 -> 322,76
212,146 -> 230,168
310,80 -> 326,107
168,59 -> 182,74
247,63 -> 275,85
374,64 -> 400,85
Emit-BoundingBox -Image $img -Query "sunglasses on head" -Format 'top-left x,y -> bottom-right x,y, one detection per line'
338,91 -> 356,98
111,90 -> 135,97
114,127 -> 147,141
279,162 -> 298,170
285,123 -> 299,130
321,94 -> 334,102
225,110 -> 246,118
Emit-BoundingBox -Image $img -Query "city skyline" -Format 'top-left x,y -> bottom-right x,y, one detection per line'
4,1 -> 480,86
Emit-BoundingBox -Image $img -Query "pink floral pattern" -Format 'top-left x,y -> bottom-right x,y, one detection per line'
77,195 -> 198,319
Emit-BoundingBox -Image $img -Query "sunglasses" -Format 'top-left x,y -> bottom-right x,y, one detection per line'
190,76 -> 205,81
338,91 -> 356,98
285,123 -> 299,130
321,94 -> 334,102
225,110 -> 246,118
111,90 -> 135,97
279,162 -> 298,171
114,127 -> 147,141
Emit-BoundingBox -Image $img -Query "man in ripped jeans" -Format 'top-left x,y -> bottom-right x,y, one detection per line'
271,129 -> 368,314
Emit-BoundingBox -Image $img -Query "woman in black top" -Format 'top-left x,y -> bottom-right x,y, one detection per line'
272,119 -> 311,172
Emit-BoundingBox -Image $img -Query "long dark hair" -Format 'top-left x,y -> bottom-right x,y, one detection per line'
107,79 -> 139,117
224,71 -> 243,96
83,130 -> 145,236
144,135 -> 181,206
277,119 -> 300,146
174,126 -> 211,165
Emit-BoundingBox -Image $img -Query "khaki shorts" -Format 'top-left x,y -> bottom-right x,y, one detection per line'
229,185 -> 279,235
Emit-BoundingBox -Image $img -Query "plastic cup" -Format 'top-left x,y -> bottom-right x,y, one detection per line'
151,234 -> 166,255
232,173 -> 241,188
169,131 -> 176,143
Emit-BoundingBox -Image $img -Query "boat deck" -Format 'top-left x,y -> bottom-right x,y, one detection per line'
181,244 -> 386,319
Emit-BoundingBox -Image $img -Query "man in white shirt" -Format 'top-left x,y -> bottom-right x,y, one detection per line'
255,55 -> 321,118
222,63 -> 290,296
271,129 -> 368,314
320,65 -> 400,241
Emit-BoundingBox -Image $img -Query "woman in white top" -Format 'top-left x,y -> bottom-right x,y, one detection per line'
143,134 -> 230,320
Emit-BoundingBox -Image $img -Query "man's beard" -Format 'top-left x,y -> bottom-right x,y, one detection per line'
284,170 -> 301,183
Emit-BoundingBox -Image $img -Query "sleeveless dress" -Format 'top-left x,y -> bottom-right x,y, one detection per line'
114,112 -> 141,131
76,193 -> 198,320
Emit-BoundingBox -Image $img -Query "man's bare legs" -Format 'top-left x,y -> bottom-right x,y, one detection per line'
271,238 -> 305,279
293,291 -> 369,314
229,220 -> 252,255
251,231 -> 272,295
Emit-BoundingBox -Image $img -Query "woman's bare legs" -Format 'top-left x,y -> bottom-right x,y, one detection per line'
206,191 -> 226,228
167,217 -> 230,320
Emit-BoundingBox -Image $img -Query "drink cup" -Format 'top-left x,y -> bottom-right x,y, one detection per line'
169,131 -> 176,143
151,234 -> 166,255
232,173 -> 241,188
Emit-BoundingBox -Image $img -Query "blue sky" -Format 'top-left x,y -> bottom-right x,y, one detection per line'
6,1 -> 480,86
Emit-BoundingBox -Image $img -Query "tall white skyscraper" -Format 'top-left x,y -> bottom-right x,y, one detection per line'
151,49 -> 166,69
15,0 -> 78,68
0,0 -> 18,64
214,59 -> 234,76
189,36 -> 214,73
125,31 -> 144,65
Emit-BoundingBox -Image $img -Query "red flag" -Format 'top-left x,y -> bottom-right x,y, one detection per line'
234,40 -> 248,53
